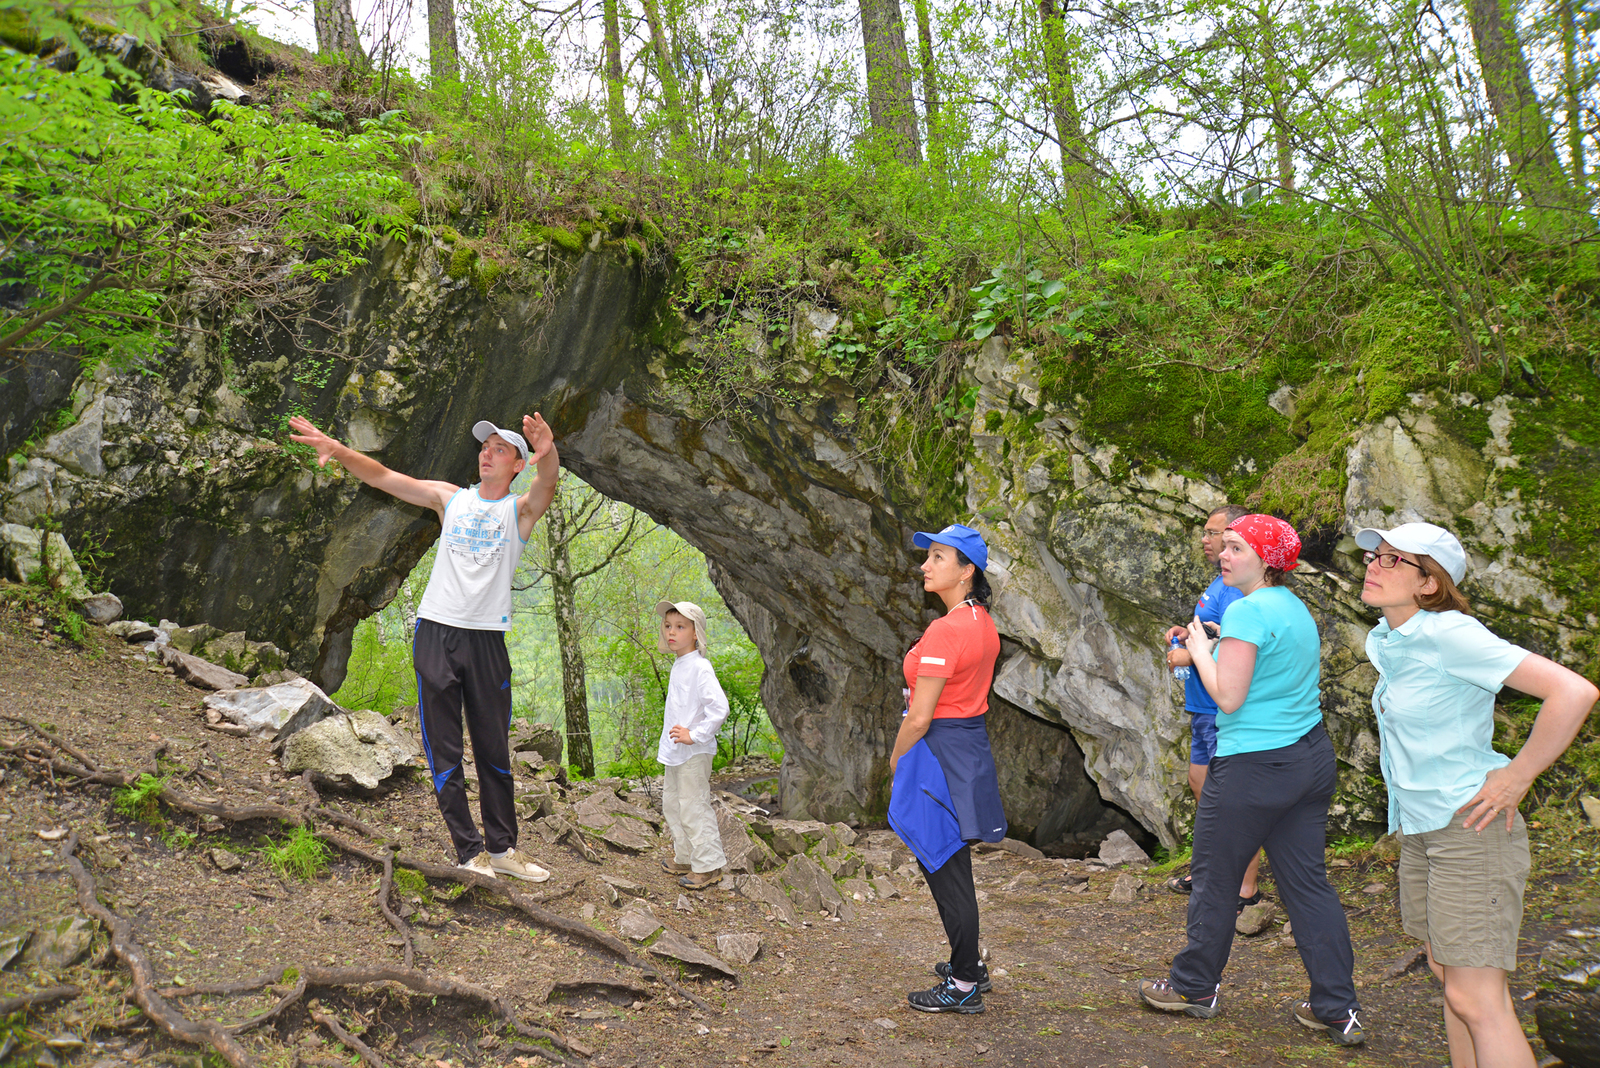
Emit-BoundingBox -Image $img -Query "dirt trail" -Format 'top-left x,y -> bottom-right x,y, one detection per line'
1,609 -> 1590,1067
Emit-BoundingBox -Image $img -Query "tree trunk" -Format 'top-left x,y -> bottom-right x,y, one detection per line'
1560,0 -> 1586,195
1464,0 -> 1578,211
910,0 -> 941,162
546,495 -> 595,778
1256,2 -> 1294,199
1037,0 -> 1086,166
858,0 -> 923,165
602,0 -> 630,151
313,0 -> 368,67
639,0 -> 688,147
427,0 -> 459,85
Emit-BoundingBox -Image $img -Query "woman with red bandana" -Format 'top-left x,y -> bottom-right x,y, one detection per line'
1137,515 -> 1364,1048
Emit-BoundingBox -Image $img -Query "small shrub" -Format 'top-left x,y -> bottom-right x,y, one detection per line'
392,866 -> 430,902
160,826 -> 199,850
263,825 -> 330,881
112,773 -> 169,825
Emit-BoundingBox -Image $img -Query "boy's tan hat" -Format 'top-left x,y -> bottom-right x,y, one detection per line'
655,600 -> 708,654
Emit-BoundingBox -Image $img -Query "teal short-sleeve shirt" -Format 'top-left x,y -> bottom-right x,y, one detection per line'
1213,586 -> 1323,758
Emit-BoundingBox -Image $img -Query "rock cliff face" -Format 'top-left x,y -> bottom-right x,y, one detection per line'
4,238 -> 1591,850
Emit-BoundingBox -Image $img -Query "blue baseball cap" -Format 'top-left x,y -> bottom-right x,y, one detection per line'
912,523 -> 988,571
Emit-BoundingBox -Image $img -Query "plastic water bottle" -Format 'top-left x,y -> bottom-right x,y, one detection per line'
1169,637 -> 1192,681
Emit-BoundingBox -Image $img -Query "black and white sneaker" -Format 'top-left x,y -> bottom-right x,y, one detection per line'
907,976 -> 985,1014
933,960 -> 993,993
1293,1002 -> 1364,1046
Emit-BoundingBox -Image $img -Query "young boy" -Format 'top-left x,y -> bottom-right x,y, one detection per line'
654,599 -> 730,890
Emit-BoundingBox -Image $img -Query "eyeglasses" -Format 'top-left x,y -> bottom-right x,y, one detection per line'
1363,550 -> 1428,574
1201,528 -> 1228,538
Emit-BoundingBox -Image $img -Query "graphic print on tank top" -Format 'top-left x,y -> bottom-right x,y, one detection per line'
444,501 -> 508,567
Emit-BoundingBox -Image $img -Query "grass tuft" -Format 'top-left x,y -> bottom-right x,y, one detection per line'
263,824 -> 330,881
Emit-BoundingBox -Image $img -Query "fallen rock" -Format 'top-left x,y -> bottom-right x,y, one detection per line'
1003,872 -> 1042,891
1097,830 -> 1150,867
599,874 -> 648,897
649,928 -> 737,977
510,721 -> 564,764
106,620 -> 156,642
619,902 -> 661,942
763,819 -> 828,857
1107,872 -> 1143,905
600,818 -> 656,854
818,852 -> 861,879
167,623 -> 223,655
27,915 -> 96,970
203,678 -> 343,742
840,877 -> 874,902
0,931 -> 31,970
675,895 -> 694,913
870,875 -> 900,900
717,805 -> 778,873
280,709 -> 421,789
208,848 -> 244,873
75,592 -> 122,624
158,645 -> 248,691
733,874 -> 799,926
1236,900 -> 1277,935
0,523 -> 90,597
782,854 -> 848,918
976,837 -> 1047,861
1581,795 -> 1600,830
716,932 -> 762,965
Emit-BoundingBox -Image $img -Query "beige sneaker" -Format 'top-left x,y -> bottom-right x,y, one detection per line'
489,848 -> 550,883
679,868 -> 724,891
457,852 -> 497,878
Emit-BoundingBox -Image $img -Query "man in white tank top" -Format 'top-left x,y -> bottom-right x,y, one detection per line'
289,413 -> 559,882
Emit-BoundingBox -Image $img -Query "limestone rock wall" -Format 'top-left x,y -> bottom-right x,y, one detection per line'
3,238 -> 1587,851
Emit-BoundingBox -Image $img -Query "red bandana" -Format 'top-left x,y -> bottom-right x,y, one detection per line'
1229,514 -> 1301,571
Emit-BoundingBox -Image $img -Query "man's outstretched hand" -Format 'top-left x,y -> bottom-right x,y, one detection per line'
287,416 -> 342,467
523,413 -> 555,463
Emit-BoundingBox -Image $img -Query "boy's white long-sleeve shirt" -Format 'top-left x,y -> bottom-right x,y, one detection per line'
656,650 -> 730,767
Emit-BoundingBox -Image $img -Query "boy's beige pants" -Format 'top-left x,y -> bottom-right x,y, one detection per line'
663,753 -> 727,873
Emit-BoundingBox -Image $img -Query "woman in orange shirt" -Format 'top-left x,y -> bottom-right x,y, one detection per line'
888,523 -> 1005,1014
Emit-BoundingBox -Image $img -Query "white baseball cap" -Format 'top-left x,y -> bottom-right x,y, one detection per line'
472,420 -> 529,462
654,600 -> 709,654
1354,523 -> 1466,584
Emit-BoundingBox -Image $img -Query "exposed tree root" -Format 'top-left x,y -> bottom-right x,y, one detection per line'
62,833 -> 257,1068
311,1007 -> 386,1068
0,985 -> 79,1016
376,849 -> 415,969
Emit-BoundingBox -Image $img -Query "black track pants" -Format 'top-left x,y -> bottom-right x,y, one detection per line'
920,845 -> 984,983
1169,723 -> 1359,1023
413,619 -> 517,864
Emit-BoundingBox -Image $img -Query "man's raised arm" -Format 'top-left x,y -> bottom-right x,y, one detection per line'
287,416 -> 458,520
516,412 -> 560,540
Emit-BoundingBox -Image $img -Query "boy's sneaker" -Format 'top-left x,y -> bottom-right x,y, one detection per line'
932,960 -> 993,993
679,868 -> 724,891
457,852 -> 497,879
1292,1002 -> 1365,1046
489,848 -> 550,883
661,859 -> 692,874
1137,978 -> 1220,1018
907,976 -> 984,1014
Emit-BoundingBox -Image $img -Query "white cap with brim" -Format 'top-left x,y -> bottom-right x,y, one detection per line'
1354,522 -> 1467,584
654,599 -> 709,654
473,420 -> 530,462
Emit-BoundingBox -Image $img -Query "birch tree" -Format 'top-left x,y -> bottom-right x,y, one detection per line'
858,0 -> 922,164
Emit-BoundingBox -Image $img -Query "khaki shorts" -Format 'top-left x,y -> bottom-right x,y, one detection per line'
1398,812 -> 1530,972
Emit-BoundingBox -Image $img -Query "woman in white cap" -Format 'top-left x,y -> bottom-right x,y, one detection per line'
1356,522 -> 1596,1068
887,523 -> 1005,1014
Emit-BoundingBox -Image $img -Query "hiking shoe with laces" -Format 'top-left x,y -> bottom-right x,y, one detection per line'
1137,978 -> 1220,1018
457,852 -> 497,879
679,868 -> 725,890
1293,1002 -> 1365,1046
661,858 -> 692,875
489,848 -> 550,883
907,976 -> 984,1014
933,960 -> 993,993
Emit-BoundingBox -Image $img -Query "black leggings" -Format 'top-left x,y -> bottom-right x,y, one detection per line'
920,845 -> 983,983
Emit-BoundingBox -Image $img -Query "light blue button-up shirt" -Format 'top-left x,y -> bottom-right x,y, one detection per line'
1365,609 -> 1530,834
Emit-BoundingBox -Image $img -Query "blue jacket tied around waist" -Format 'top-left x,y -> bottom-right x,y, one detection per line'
888,717 -> 1007,872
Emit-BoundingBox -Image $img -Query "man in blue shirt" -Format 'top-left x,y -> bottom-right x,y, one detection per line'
1165,505 -> 1260,905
